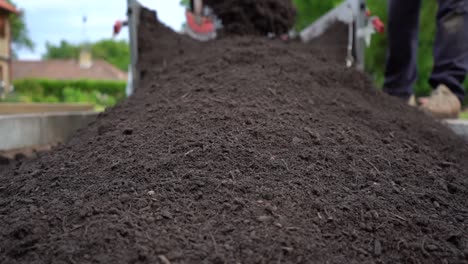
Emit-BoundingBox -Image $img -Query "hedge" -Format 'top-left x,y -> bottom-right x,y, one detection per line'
10,79 -> 127,109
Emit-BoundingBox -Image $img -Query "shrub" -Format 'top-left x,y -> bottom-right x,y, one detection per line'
8,79 -> 126,109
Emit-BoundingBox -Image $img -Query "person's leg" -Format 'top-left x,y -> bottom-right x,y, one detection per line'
383,0 -> 422,101
430,0 -> 468,103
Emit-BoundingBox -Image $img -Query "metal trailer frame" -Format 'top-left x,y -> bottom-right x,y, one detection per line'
300,0 -> 367,71
127,0 -> 142,95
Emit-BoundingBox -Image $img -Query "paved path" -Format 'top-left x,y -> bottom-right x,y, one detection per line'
445,119 -> 468,140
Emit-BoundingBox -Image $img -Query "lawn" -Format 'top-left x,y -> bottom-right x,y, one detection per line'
461,110 -> 468,120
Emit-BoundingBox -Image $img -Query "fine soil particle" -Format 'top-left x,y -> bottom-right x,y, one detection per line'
1,7 -> 468,264
205,0 -> 296,35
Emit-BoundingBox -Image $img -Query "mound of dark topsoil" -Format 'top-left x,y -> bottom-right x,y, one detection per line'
1,7 -> 468,264
205,0 -> 296,35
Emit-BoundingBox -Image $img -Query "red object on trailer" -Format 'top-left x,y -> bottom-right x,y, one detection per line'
184,10 -> 216,41
366,8 -> 385,34
371,17 -> 385,34
113,20 -> 128,36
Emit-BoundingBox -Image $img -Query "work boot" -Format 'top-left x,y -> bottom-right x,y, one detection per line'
420,84 -> 461,119
408,95 -> 417,107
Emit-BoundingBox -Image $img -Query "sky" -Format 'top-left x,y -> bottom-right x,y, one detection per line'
14,0 -> 185,60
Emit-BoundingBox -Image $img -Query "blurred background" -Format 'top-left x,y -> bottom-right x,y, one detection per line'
0,0 -> 466,116
0,0 -> 185,111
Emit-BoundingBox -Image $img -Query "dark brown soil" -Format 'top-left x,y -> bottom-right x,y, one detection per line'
1,7 -> 468,264
205,0 -> 296,35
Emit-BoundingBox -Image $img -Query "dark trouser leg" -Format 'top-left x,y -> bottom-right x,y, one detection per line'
430,0 -> 468,103
383,0 -> 422,100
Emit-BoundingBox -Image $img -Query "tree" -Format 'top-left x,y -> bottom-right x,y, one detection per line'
43,39 -> 130,71
7,0 -> 34,53
91,40 -> 130,72
44,41 -> 80,60
180,0 -> 189,7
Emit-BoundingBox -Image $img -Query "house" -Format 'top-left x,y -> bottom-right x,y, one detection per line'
0,0 -> 18,94
12,58 -> 128,81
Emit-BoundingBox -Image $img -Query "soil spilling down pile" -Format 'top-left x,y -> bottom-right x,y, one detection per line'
205,0 -> 296,35
1,7 -> 468,264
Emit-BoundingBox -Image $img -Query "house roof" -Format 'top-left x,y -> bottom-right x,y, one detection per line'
12,60 -> 128,81
0,0 -> 18,14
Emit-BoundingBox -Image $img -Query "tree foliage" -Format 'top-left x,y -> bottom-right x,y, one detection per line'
92,40 -> 130,72
43,39 -> 130,71
44,41 -> 80,60
7,0 -> 34,53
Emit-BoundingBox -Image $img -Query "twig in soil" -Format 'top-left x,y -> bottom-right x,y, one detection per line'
158,255 -> 172,264
229,169 -> 240,180
352,245 -> 369,256
324,208 -> 334,221
184,149 -> 195,157
281,159 -> 290,171
60,216 -> 67,233
267,88 -> 277,96
390,213 -> 407,222
363,158 -> 380,173
207,96 -> 226,104
421,237 -> 430,257
84,222 -> 89,236
69,224 -> 85,233
210,233 -> 219,256
317,212 -> 323,220
167,144 -> 172,155
396,239 -> 407,251
375,154 -> 392,168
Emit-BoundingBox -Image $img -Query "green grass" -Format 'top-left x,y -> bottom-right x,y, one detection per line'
460,111 -> 468,120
